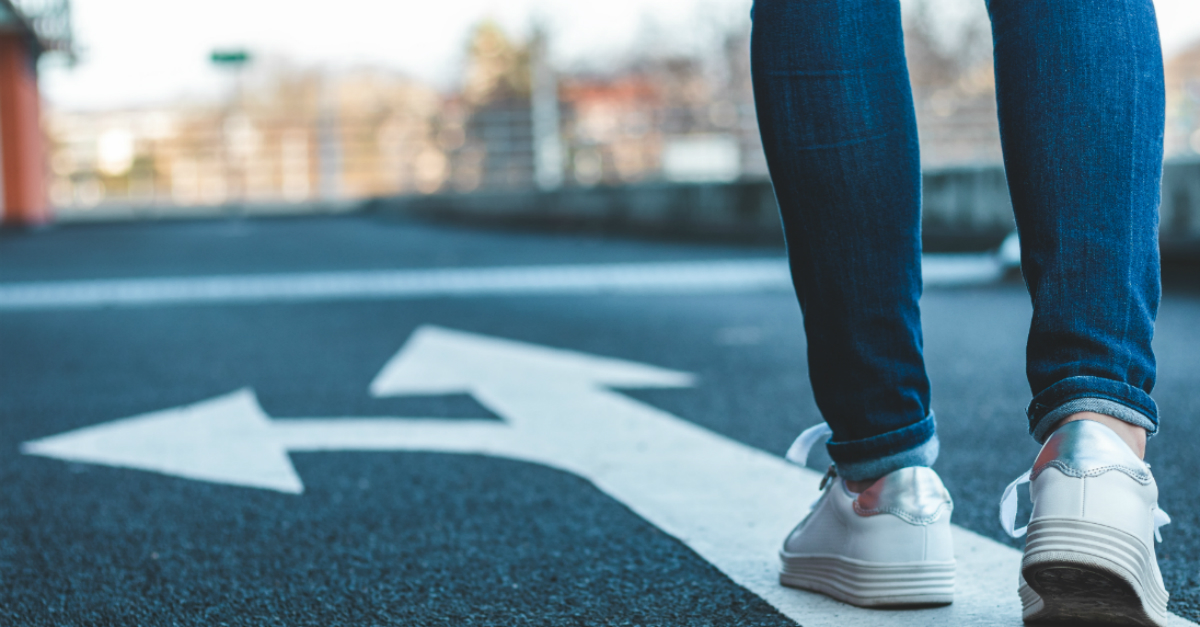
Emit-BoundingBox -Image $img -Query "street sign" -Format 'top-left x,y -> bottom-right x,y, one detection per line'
210,50 -> 250,66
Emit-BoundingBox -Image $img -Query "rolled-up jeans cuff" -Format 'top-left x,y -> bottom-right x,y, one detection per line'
1027,375 -> 1158,443
826,413 -> 939,482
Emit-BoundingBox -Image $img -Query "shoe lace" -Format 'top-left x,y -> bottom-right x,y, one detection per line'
998,470 -> 1171,542
998,470 -> 1032,538
785,422 -> 832,467
785,423 -> 837,506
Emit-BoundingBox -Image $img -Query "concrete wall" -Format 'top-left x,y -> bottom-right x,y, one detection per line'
382,180 -> 784,243
921,166 -> 1013,244
920,159 -> 1200,256
378,160 -> 1200,256
1161,159 -> 1200,256
48,159 -> 1200,258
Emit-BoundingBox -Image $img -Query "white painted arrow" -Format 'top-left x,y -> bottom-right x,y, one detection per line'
19,326 -> 1195,627
19,388 -> 515,494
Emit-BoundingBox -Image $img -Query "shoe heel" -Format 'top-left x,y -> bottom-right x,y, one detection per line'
1021,518 -> 1168,627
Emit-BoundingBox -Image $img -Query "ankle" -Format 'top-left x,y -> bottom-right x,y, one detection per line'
1052,411 -> 1147,459
845,477 -> 881,493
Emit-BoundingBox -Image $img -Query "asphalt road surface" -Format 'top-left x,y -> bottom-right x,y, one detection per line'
3,214 -> 1200,626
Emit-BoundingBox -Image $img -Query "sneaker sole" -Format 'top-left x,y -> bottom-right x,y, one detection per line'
779,553 -> 955,608
1021,518 -> 1168,627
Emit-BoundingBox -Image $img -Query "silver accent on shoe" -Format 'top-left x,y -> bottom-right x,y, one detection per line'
1000,419 -> 1170,540
853,466 -> 952,525
1031,419 -> 1152,484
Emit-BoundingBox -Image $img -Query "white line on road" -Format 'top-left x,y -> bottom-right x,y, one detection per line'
0,255 -> 1006,311
22,326 -> 1187,627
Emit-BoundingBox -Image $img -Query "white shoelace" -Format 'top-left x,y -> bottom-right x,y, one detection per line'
785,423 -> 837,506
998,470 -> 1033,537
785,423 -> 833,467
999,470 -> 1171,542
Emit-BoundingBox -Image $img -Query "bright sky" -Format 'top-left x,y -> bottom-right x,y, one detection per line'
40,0 -> 1200,111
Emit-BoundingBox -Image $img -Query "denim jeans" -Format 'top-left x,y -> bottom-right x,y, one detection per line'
750,0 -> 1164,481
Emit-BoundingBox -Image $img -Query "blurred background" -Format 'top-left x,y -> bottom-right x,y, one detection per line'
0,0 -> 1197,232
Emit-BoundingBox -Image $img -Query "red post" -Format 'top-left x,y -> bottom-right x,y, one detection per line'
0,32 -> 49,226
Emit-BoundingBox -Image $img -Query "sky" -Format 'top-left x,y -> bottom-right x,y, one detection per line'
39,0 -> 1200,111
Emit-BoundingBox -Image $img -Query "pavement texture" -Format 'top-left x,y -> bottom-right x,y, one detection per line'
3,214 -> 1200,625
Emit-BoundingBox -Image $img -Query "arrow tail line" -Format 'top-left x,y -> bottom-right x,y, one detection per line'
271,419 -> 522,456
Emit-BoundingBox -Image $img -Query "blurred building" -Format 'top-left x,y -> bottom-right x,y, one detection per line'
46,67 -> 448,211
902,0 -> 1004,167
454,21 -> 535,192
560,74 -> 662,186
40,14 -> 1200,218
0,0 -> 72,225
556,27 -> 763,187
1166,41 -> 1200,159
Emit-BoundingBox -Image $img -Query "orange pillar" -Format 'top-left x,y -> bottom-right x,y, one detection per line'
0,33 -> 49,226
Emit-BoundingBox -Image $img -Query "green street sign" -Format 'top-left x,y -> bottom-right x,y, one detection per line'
210,50 -> 251,65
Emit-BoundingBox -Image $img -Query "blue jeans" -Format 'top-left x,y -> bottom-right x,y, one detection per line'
750,0 -> 1164,480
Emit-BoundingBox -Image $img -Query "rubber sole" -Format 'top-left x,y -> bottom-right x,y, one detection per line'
1021,518 -> 1168,626
779,553 -> 955,608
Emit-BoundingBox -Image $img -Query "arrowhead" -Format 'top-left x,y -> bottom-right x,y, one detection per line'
21,389 -> 304,494
370,326 -> 694,397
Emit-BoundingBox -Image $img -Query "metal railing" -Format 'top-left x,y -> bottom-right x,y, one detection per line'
45,85 -> 1200,220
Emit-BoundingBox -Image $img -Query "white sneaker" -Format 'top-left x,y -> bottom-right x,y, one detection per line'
1000,419 -> 1171,626
779,424 -> 956,607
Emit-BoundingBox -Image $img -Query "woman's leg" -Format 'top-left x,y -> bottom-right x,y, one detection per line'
986,0 -> 1165,442
750,0 -> 934,481
752,1 -> 959,608
988,3 -> 1169,622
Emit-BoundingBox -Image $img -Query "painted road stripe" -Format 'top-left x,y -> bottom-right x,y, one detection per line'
0,255 -> 1005,311
23,326 -> 1189,626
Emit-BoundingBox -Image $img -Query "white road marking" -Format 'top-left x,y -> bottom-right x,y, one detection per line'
27,326 -> 1177,627
18,391 -> 515,494
0,255 -> 1004,311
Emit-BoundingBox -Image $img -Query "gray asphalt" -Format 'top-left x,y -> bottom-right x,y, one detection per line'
2,214 -> 1199,625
